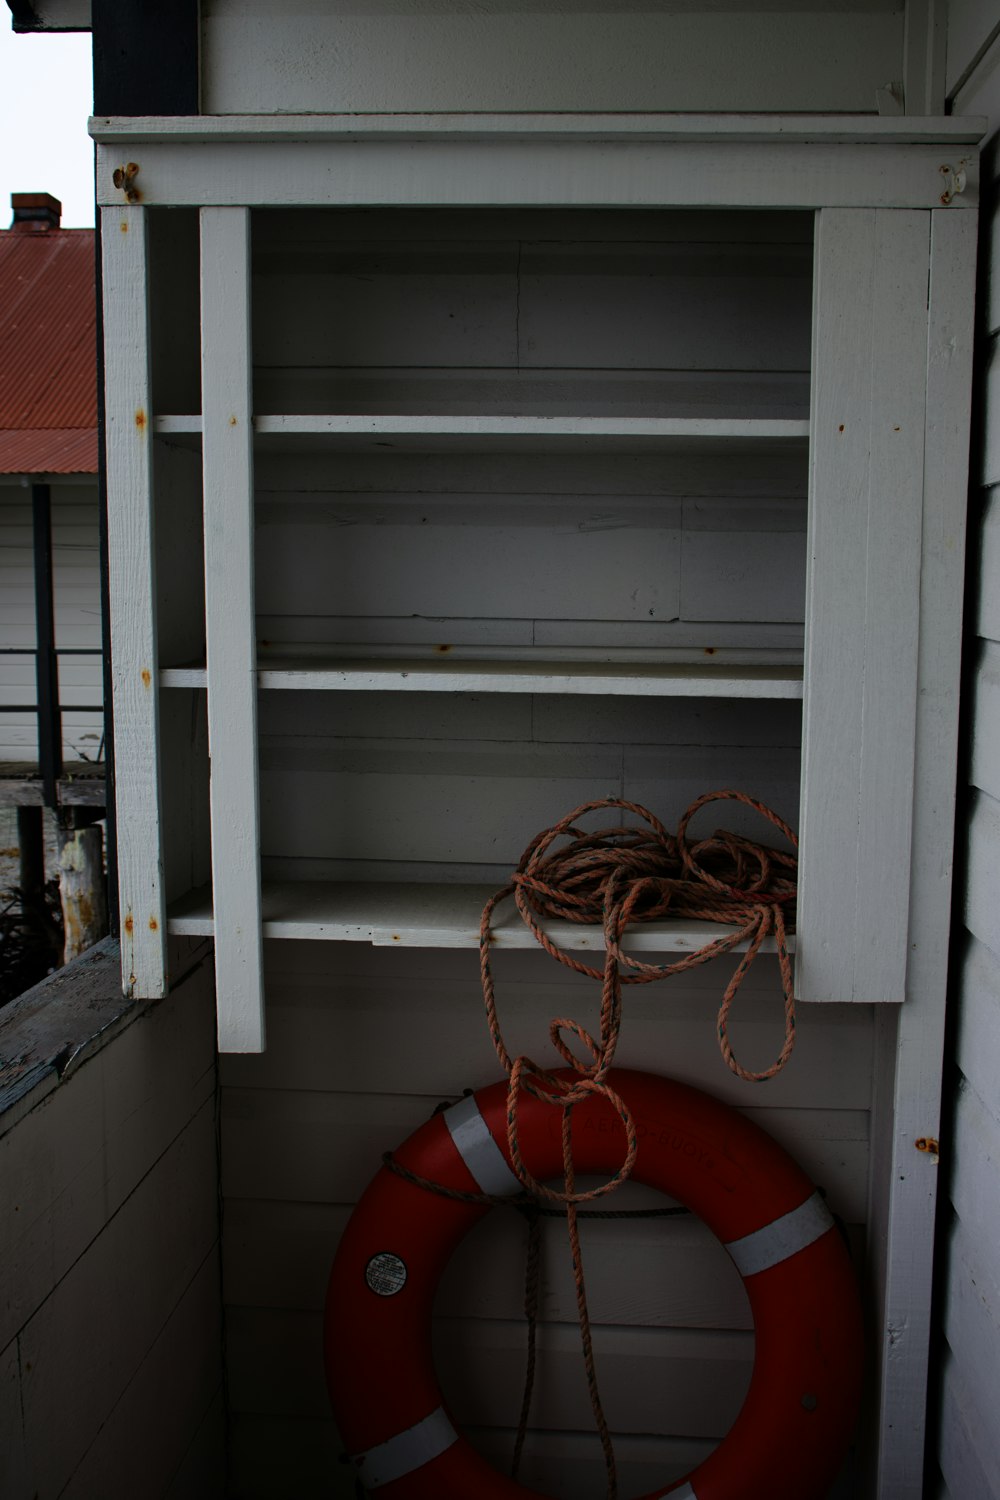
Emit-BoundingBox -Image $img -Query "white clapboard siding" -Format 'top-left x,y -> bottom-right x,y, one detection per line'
947,1075 -> 1000,1282
971,639 -> 1000,804
937,1348 -> 1000,1500
101,205 -> 167,997
200,206 -> 265,1052
964,789 -> 1000,960
954,936 -> 1000,1122
983,333 -> 1000,487
940,1218 -> 1000,1462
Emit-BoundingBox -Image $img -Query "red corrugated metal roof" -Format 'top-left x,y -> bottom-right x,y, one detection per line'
0,227 -> 97,474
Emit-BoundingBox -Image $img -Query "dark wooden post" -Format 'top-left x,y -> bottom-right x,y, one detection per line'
31,482 -> 62,808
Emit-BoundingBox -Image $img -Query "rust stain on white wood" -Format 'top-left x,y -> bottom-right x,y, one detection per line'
100,204 -> 167,999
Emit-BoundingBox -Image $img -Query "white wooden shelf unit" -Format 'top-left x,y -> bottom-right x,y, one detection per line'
93,115 -> 979,1035
94,111 -> 979,1500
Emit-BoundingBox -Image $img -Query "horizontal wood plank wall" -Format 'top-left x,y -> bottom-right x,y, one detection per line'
220,944 -> 869,1498
0,960 -> 223,1500
934,24 -> 1000,1500
256,693 -> 803,884
0,485 -> 104,764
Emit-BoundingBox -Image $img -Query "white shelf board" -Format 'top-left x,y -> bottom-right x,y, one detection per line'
155,413 -> 810,454
167,879 -> 796,953
159,660 -> 803,698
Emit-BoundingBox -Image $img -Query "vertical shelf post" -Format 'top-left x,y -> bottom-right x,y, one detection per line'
200,207 -> 266,1051
797,208 -> 930,1004
101,204 -> 168,997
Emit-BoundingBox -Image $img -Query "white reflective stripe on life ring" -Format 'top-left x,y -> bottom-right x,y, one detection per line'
354,1406 -> 458,1488
444,1094 -> 521,1196
724,1190 -> 834,1278
662,1483 -> 697,1499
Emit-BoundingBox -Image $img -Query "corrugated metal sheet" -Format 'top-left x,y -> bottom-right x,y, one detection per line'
0,427 -> 98,473
0,228 -> 97,474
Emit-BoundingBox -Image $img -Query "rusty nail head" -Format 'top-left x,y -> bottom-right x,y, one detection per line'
915,1137 -> 939,1154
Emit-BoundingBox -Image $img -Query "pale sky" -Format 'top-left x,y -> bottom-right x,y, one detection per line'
0,24 -> 94,228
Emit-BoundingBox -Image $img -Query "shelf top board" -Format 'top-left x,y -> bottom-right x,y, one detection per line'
167,879 -> 796,954
160,659 -> 804,699
91,113 -> 987,147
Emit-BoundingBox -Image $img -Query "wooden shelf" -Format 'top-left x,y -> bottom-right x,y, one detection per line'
154,413 -> 810,454
159,658 -> 803,698
167,879 -> 796,952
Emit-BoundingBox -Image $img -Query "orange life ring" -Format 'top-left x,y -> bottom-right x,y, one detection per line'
325,1069 -> 863,1498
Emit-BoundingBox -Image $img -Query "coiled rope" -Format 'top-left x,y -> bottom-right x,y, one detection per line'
475,789 -> 798,1495
377,790 -> 797,1498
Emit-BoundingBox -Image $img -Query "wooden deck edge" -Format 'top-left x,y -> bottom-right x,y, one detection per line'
0,938 -> 136,1137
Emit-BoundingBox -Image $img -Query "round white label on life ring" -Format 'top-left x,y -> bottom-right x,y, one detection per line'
365,1251 -> 408,1296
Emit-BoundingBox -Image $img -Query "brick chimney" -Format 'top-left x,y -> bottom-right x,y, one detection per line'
10,193 -> 63,232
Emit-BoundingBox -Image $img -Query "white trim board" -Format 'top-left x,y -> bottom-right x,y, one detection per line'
91,117 -> 984,211
90,114 -> 987,146
199,207 -> 266,1053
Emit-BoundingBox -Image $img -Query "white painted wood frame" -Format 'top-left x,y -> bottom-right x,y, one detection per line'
100,204 -> 168,996
797,210 -> 930,1004
199,208 -> 265,1051
90,114 -> 983,215
867,208 -> 977,1499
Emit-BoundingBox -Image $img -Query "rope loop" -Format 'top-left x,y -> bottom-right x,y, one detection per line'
475,789 -> 798,1497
